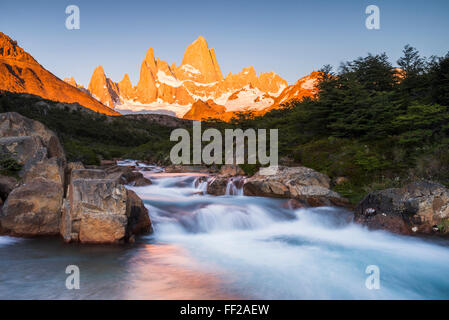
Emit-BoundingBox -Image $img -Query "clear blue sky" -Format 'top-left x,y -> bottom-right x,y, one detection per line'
1,0 -> 448,86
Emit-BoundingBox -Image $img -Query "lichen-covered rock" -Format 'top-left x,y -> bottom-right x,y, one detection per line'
64,162 -> 85,193
68,178 -> 127,244
207,177 -> 229,196
23,157 -> 65,186
355,181 -> 449,236
0,112 -> 67,237
0,112 -> 66,163
0,136 -> 47,175
72,169 -> 107,180
62,169 -> 152,244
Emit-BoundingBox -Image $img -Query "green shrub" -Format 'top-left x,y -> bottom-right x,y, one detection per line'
239,163 -> 260,177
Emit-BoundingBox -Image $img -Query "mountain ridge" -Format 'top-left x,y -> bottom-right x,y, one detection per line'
0,32 -> 120,116
85,36 -> 296,118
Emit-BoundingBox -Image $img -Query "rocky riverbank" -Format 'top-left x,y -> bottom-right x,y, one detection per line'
204,165 -> 352,209
1,112 -> 448,242
0,112 -> 152,243
203,165 -> 449,237
355,181 -> 449,236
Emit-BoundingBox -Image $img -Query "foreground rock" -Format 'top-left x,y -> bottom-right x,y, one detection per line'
61,169 -> 152,244
1,177 -> 63,236
0,112 -> 152,244
355,181 -> 449,236
207,177 -> 229,196
243,166 -> 349,207
0,112 -> 67,236
0,112 -> 66,163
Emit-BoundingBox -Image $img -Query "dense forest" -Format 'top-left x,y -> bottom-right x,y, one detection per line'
211,45 -> 449,202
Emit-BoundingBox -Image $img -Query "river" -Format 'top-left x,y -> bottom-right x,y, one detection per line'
1,165 -> 449,299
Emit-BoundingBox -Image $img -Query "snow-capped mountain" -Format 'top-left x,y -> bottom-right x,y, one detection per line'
85,36 -> 288,117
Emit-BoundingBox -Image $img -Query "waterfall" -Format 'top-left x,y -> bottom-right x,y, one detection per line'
225,177 -> 245,196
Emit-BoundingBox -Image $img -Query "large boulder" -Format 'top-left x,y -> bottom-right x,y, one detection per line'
0,113 -> 152,244
0,113 -> 67,237
61,169 -> 152,244
243,166 -> 347,207
0,112 -> 65,162
355,181 -> 449,236
0,136 -> 47,175
126,189 -> 152,235
23,157 -> 65,186
0,177 -> 63,236
65,177 -> 127,244
207,177 -> 229,196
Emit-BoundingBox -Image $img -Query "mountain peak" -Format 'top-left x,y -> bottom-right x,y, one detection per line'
88,65 -> 120,107
194,36 -> 208,45
181,36 -> 222,83
90,65 -> 107,82
121,73 -> 131,83
144,47 -> 155,62
94,65 -> 105,73
118,73 -> 135,101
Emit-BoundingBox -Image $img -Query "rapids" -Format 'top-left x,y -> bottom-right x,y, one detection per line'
1,165 -> 449,299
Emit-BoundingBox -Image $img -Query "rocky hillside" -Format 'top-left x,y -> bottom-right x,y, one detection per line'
0,32 -> 119,116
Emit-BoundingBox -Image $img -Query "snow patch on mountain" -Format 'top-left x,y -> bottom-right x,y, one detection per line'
157,70 -> 183,87
224,85 -> 274,111
117,99 -> 191,117
181,64 -> 201,75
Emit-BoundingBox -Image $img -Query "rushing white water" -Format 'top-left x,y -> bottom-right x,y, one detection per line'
1,167 -> 449,299
129,170 -> 449,300
225,177 -> 245,196
0,236 -> 21,247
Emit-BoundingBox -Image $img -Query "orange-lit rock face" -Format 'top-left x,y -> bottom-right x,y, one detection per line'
86,36 -> 289,118
88,65 -> 121,108
135,48 -> 158,104
0,32 -> 120,116
183,99 -> 226,121
64,77 -> 78,87
261,71 -> 321,114
64,77 -> 90,95
178,36 -> 223,83
118,73 -> 135,101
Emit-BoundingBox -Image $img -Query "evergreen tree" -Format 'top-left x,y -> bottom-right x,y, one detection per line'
397,45 -> 427,103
